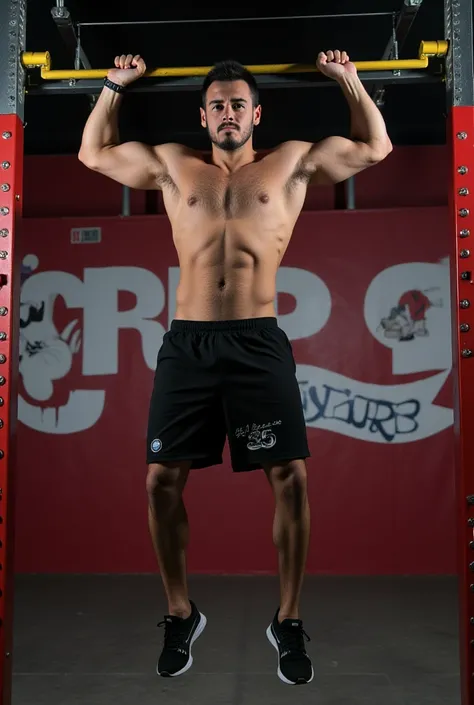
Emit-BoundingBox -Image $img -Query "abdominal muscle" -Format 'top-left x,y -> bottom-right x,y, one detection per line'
172,223 -> 286,321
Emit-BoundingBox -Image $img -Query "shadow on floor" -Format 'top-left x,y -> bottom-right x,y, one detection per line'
12,574 -> 461,705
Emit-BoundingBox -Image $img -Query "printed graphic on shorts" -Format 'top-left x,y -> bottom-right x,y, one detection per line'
150,438 -> 162,453
235,420 -> 281,451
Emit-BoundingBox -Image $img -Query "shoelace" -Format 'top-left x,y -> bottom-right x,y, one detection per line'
157,618 -> 189,651
279,624 -> 311,660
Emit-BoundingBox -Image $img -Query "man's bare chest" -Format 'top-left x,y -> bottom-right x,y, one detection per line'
192,170 -> 276,218
167,163 -> 289,219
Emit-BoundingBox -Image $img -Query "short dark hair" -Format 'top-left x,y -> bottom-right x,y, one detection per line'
201,60 -> 259,107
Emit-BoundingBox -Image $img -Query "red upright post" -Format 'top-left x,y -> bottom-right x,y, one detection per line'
449,107 -> 474,705
0,3 -> 27,702
444,0 -> 474,701
0,115 -> 22,705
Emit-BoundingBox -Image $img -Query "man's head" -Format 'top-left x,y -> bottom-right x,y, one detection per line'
200,60 -> 261,152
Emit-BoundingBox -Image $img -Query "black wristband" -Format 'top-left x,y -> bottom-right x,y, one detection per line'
103,78 -> 126,93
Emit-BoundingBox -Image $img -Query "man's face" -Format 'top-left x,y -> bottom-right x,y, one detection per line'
200,80 -> 261,151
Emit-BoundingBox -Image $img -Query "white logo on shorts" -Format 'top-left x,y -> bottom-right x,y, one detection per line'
235,420 -> 281,451
150,438 -> 162,453
247,428 -> 277,450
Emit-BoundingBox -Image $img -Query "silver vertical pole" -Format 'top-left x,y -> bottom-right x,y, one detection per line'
122,186 -> 131,216
346,177 -> 356,210
445,0 -> 474,107
0,0 -> 26,121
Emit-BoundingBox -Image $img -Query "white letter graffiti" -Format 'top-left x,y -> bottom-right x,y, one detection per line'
19,267 -> 104,434
276,267 -> 332,340
82,266 -> 166,374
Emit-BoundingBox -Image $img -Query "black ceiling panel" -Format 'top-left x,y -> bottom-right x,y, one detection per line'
22,1 -> 448,154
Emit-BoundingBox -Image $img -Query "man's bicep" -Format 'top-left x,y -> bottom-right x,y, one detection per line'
80,141 -> 167,190
306,136 -> 388,185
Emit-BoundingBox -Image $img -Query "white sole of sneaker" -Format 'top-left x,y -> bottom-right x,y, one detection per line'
266,624 -> 315,685
157,612 -> 207,678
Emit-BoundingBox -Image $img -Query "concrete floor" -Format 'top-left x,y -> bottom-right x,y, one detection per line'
12,575 -> 460,705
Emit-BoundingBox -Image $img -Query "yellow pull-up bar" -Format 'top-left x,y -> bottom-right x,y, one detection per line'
21,41 -> 448,81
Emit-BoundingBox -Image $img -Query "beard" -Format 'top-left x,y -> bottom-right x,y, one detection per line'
208,123 -> 253,151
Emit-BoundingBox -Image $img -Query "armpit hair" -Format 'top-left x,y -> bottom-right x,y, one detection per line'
285,156 -> 314,192
157,170 -> 178,193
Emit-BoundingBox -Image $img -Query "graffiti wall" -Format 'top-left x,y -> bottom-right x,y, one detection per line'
15,207 -> 456,574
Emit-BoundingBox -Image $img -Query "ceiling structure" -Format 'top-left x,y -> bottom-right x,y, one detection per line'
22,0 -> 448,156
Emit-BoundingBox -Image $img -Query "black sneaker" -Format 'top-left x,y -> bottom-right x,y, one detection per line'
156,601 -> 207,677
266,609 -> 314,685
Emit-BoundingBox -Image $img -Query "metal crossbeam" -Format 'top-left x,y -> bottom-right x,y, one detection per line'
76,11 -> 398,27
25,70 -> 442,96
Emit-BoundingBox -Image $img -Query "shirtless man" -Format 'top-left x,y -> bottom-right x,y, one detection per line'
78,51 -> 392,686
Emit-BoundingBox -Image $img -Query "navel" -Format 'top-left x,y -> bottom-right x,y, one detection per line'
218,278 -> 226,290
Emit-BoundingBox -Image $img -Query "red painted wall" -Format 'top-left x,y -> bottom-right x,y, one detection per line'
23,145 -> 448,217
14,168 -> 456,575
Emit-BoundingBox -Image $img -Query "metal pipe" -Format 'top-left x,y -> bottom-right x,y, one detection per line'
122,186 -> 130,217
346,177 -> 356,210
21,41 -> 448,81
76,12 -> 397,27
35,59 -> 431,79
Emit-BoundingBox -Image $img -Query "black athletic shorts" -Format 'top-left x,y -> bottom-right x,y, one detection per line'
146,317 -> 310,472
